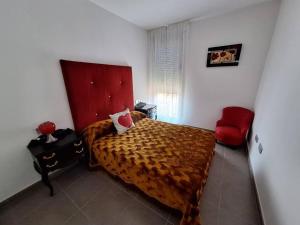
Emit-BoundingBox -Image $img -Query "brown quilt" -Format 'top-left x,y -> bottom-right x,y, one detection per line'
83,111 -> 215,225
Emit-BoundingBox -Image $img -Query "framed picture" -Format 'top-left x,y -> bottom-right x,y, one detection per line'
206,44 -> 242,67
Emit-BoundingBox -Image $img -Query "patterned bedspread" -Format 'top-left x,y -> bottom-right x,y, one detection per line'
83,112 -> 215,225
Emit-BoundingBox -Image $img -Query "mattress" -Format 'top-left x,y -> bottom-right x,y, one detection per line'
83,112 -> 215,225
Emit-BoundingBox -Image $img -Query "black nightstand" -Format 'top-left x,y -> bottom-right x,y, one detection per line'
27,129 -> 85,196
135,104 -> 157,120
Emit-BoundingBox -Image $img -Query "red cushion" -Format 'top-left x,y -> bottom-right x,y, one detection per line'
118,113 -> 133,128
215,126 -> 243,146
110,108 -> 135,134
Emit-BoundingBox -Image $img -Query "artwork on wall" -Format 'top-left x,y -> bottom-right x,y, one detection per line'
206,44 -> 242,67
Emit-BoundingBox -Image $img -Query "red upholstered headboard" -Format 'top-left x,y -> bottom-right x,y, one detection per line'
60,60 -> 134,132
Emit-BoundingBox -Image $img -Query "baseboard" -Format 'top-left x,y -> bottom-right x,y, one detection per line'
0,179 -> 41,208
0,162 -> 79,208
246,141 -> 265,225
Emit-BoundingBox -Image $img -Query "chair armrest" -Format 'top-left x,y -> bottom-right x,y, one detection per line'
216,119 -> 228,127
240,127 -> 249,136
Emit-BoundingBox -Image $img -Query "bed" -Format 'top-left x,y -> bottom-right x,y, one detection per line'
60,60 -> 215,225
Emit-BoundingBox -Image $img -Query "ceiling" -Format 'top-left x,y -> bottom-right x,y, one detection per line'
90,0 -> 273,30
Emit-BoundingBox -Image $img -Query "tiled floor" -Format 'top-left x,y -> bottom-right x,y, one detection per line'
0,144 -> 261,225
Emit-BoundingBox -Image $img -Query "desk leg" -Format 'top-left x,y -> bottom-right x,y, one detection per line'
33,162 -> 54,196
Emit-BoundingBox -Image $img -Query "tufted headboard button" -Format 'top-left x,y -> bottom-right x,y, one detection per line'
90,81 -> 94,85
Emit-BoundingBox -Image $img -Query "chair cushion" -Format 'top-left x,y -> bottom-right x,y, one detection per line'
215,126 -> 243,146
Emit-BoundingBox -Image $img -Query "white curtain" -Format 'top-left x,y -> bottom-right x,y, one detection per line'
148,21 -> 189,123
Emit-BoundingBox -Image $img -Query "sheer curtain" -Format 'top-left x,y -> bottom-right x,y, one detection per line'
148,21 -> 189,123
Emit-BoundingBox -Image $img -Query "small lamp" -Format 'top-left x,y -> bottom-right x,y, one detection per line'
37,121 -> 57,143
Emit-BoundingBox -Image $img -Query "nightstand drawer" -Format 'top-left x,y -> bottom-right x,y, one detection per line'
73,139 -> 82,147
44,160 -> 60,172
41,152 -> 57,161
56,143 -> 85,165
73,140 -> 85,155
38,152 -> 59,172
74,146 -> 85,155
38,151 -> 58,167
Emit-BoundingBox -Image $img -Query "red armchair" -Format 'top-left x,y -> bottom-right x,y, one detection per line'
215,107 -> 254,146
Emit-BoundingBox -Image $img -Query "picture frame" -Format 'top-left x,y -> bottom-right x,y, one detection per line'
206,44 -> 242,67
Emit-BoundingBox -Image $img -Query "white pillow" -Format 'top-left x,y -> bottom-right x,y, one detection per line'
109,108 -> 135,134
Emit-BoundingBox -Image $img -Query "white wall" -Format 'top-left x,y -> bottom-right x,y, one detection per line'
249,0 -> 300,225
0,0 -> 147,202
182,1 -> 280,129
